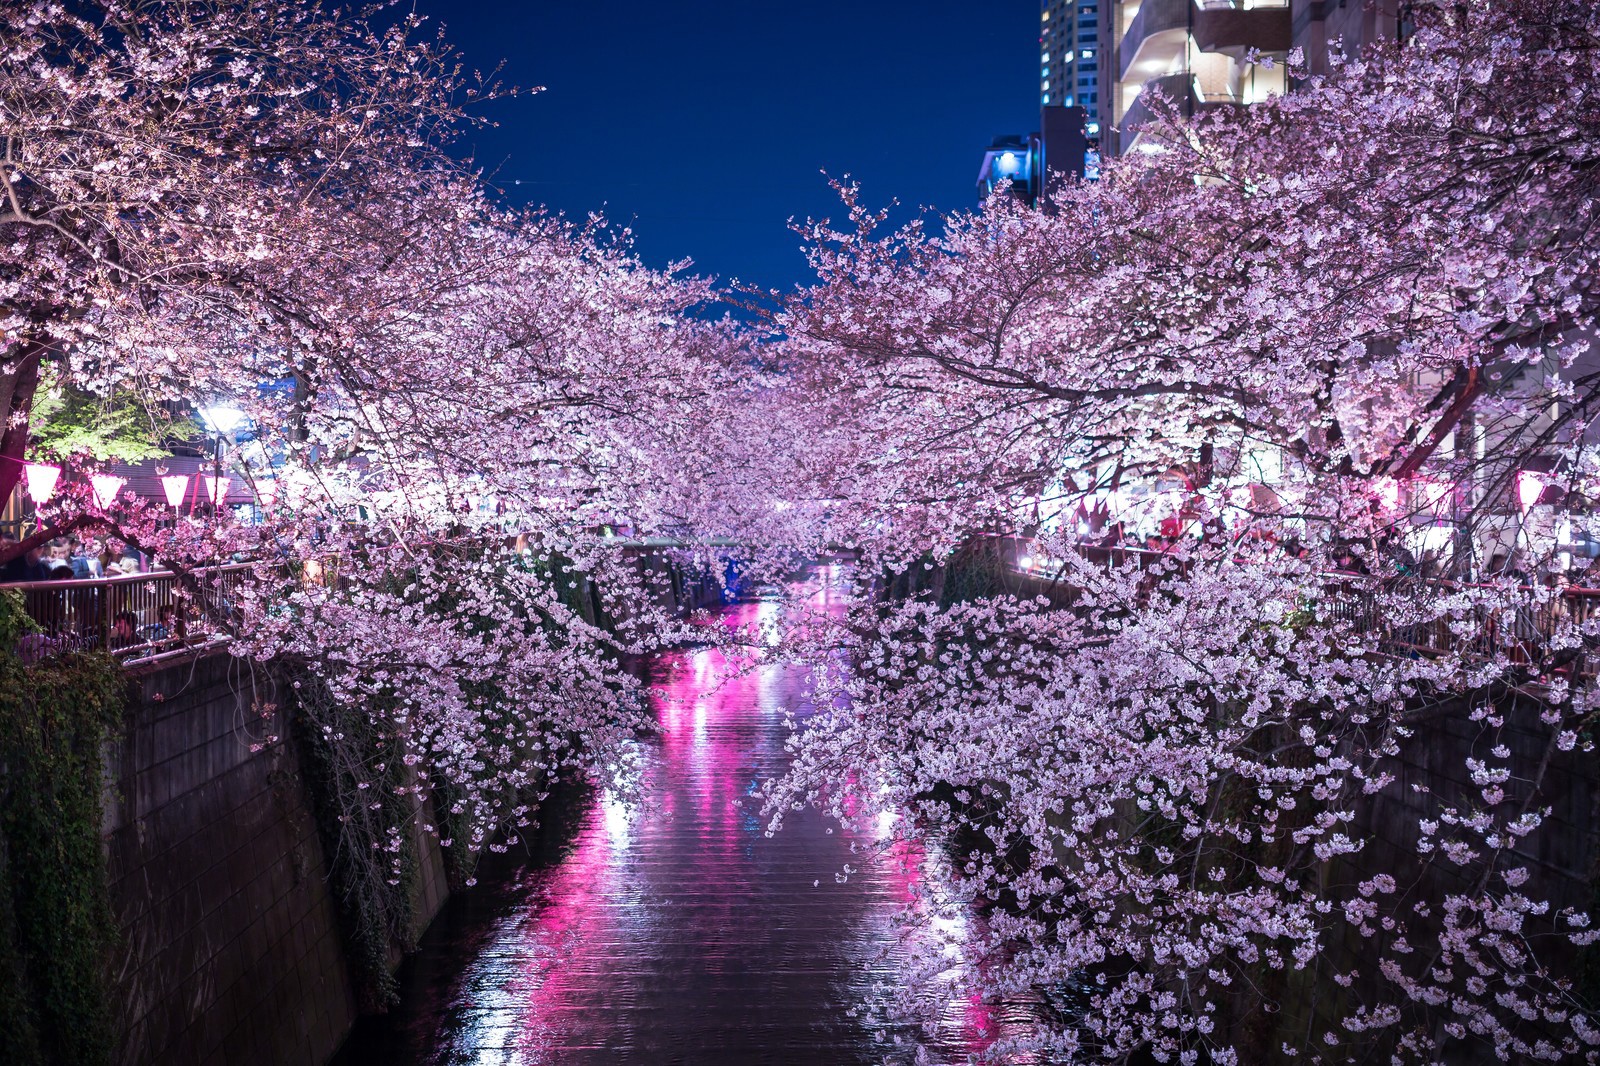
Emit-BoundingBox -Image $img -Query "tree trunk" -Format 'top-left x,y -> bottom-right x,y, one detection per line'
0,339 -> 47,510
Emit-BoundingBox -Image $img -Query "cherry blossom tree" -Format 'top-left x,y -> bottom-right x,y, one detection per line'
0,0 -> 752,896
737,0 -> 1600,1060
0,0 -> 498,515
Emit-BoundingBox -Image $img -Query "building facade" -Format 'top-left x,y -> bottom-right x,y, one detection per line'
1095,0 -> 1407,157
1041,1 -> 1102,134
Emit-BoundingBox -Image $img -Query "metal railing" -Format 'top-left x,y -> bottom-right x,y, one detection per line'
1323,578 -> 1600,676
4,563 -> 254,664
1011,540 -> 1600,678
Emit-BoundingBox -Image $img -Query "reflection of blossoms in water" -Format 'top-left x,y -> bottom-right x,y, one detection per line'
841,830 -> 1040,1066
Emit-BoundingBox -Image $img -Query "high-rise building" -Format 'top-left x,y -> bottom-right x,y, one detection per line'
1096,0 -> 1407,158
1041,1 -> 1102,135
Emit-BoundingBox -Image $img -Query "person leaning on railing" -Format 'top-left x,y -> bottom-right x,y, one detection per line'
0,535 -> 51,582
108,611 -> 145,652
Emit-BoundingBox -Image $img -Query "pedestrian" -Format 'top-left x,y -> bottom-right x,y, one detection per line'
109,611 -> 143,650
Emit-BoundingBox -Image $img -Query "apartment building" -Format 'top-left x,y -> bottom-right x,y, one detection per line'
1041,1 -> 1103,134
1096,0 -> 1406,157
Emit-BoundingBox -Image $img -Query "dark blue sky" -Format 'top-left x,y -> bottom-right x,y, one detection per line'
407,1 -> 1040,295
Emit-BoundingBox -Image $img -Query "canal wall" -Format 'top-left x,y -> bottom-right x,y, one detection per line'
99,553 -> 723,1066
103,650 -> 434,1066
967,557 -> 1600,1059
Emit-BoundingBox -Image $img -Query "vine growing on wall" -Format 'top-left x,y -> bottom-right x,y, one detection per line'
0,592 -> 124,1066
291,675 -> 418,1013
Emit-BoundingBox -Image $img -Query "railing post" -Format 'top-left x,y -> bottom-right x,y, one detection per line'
102,577 -> 114,650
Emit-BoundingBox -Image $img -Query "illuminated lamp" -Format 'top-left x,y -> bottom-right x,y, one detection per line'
199,404 -> 247,436
996,151 -> 1021,176
90,473 -> 126,509
202,475 -> 231,506
1413,478 -> 1451,514
23,462 -> 60,505
161,474 -> 190,509
1517,471 -> 1545,512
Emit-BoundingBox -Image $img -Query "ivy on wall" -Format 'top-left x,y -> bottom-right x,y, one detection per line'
290,675 -> 418,1013
0,589 -> 124,1066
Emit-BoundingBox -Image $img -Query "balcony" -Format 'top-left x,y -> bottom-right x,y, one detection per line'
1119,0 -> 1190,84
1117,71 -> 1194,151
1119,0 -> 1291,83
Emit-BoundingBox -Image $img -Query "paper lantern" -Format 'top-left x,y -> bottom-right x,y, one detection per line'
90,473 -> 125,510
161,474 -> 190,509
202,475 -> 231,506
1412,478 -> 1451,515
1517,471 -> 1544,512
22,462 -> 60,505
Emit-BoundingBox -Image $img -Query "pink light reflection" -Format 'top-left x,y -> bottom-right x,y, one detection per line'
437,570 -> 1010,1064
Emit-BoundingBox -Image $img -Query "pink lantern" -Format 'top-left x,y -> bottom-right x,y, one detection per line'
1517,470 -> 1545,512
22,462 -> 60,505
202,475 -> 232,506
89,473 -> 126,510
161,474 -> 190,509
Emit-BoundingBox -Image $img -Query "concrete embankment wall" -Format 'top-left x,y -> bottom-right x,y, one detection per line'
101,555 -> 722,1066
104,651 -> 452,1066
105,651 -> 353,1065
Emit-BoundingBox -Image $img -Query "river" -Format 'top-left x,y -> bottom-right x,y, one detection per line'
334,568 -> 1013,1065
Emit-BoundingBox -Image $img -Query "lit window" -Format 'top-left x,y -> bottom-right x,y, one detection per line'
1042,8 -> 1050,19
1042,93 -> 1051,104
1081,49 -> 1093,59
1043,79 -> 1050,90
1042,51 -> 1050,62
1064,95 -> 1074,106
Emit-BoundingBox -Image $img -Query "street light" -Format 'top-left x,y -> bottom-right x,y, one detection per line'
198,403 -> 248,518
199,404 -> 248,436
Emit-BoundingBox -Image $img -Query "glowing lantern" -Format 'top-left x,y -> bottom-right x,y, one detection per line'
1517,471 -> 1545,512
89,473 -> 125,510
202,475 -> 231,506
22,462 -> 60,505
161,474 -> 190,509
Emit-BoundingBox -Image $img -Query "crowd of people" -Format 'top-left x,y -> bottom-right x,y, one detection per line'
0,531 -> 150,582
0,531 -> 201,662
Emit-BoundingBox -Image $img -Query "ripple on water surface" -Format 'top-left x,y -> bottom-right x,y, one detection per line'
335,572 -> 1022,1066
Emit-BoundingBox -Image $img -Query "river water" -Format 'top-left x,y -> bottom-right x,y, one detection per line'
334,569 -> 1013,1065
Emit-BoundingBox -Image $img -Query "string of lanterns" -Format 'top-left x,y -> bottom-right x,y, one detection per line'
19,460 -> 272,514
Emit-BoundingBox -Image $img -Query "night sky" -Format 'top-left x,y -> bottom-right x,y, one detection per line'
405,1 -> 1040,296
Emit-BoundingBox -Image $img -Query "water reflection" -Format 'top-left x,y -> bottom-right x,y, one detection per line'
336,568 -> 1016,1065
